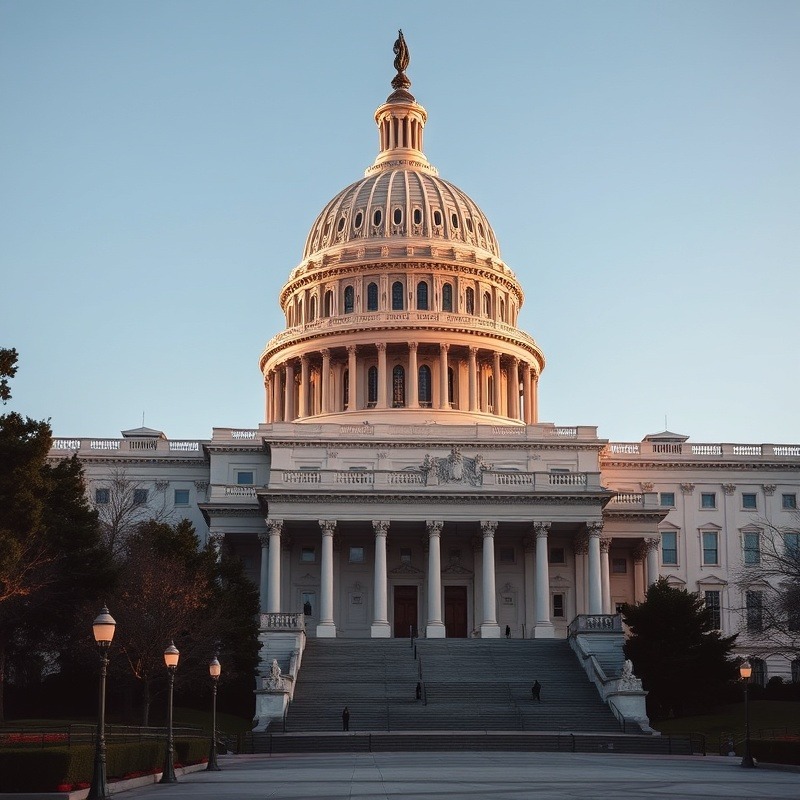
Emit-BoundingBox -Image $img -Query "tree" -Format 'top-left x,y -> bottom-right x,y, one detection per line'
734,517 -> 800,661
0,349 -> 112,720
622,578 -> 739,719
108,519 -> 259,725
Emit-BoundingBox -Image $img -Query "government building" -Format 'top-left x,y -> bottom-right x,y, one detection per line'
49,35 -> 800,695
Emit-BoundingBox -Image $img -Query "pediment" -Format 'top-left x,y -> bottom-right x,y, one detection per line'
442,563 -> 473,576
698,523 -> 723,531
550,574 -> 572,587
389,563 -> 424,576
663,573 -> 686,587
697,574 -> 728,587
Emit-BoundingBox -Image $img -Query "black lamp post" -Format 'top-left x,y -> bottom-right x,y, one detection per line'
159,641 -> 180,784
206,657 -> 222,771
739,659 -> 755,768
88,607 -> 116,800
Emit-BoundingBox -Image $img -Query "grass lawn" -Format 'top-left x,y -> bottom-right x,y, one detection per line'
655,700 -> 800,752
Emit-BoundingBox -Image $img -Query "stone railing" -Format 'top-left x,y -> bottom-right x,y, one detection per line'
568,614 -> 623,634
223,485 -> 257,497
49,438 -> 206,457
607,492 -> 660,509
605,442 -> 800,459
259,612 -> 306,632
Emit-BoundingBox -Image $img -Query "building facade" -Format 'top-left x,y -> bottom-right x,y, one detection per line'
49,36 -> 800,684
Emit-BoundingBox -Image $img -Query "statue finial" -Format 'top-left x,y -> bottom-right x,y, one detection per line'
391,29 -> 411,93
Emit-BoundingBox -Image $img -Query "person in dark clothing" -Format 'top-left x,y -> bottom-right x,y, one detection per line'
531,680 -> 541,701
342,706 -> 350,731
505,625 -> 511,638
416,682 -> 422,700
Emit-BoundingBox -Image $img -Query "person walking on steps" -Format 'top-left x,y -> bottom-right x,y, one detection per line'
531,680 -> 541,702
505,625 -> 511,638
342,706 -> 350,731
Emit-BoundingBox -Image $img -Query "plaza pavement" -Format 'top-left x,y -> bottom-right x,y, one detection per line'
99,751 -> 800,800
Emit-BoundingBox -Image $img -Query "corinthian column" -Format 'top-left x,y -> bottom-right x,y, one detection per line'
425,520 -> 445,638
644,537 -> 660,587
298,356 -> 310,418
492,352 -> 501,415
321,349 -> 331,414
439,343 -> 449,409
317,520 -> 337,637
283,362 -> 295,422
468,347 -> 478,412
408,342 -> 419,409
480,520 -> 500,637
264,374 -> 272,424
587,521 -> 603,614
258,531 -> 269,612
265,519 -> 283,614
371,520 -> 390,638
377,343 -> 388,408
509,357 -> 520,420
600,537 -> 612,614
522,363 -> 532,425
534,522 -> 554,637
347,345 -> 357,410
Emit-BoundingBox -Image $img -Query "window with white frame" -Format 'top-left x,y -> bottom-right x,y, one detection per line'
349,546 -> 365,564
133,488 -> 148,506
612,558 -> 627,574
552,594 -> 565,618
661,531 -> 678,565
750,657 -> 766,687
785,532 -> 800,559
660,492 -> 676,507
95,488 -> 110,504
742,493 -> 757,510
301,546 -> 316,563
701,492 -> 716,509
746,590 -> 763,632
236,471 -> 254,485
702,531 -> 719,565
704,590 -> 721,629
174,489 -> 189,506
782,493 -> 797,510
742,530 -> 761,566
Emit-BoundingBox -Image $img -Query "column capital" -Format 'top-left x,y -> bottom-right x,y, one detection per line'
522,362 -> 531,375
586,521 -> 604,538
643,536 -> 660,553
522,534 -> 536,553
258,531 -> 270,547
533,521 -> 551,538
376,342 -> 387,352
600,536 -> 613,554
480,520 -> 498,537
426,520 -> 443,536
408,341 -> 418,352
319,519 -> 337,536
439,342 -> 450,353
510,356 -> 519,367
347,344 -> 357,355
469,346 -> 478,357
266,519 -> 283,536
320,348 -> 330,359
208,530 -> 225,554
300,354 -> 309,365
372,520 -> 390,536
573,533 -> 589,555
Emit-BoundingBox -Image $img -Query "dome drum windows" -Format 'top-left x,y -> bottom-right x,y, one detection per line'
354,210 -> 364,230
432,209 -> 443,229
367,282 -> 379,312
416,281 -> 429,310
465,287 -> 475,315
442,283 -> 453,312
392,365 -> 406,408
371,208 -> 383,233
391,281 -> 404,311
344,285 -> 355,314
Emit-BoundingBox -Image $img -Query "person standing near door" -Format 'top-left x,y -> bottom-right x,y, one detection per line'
342,706 -> 350,731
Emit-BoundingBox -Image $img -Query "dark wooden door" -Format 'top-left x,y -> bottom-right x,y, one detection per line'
393,586 -> 418,637
444,586 -> 468,638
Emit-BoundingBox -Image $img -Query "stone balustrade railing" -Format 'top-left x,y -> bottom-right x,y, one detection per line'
605,442 -> 800,459
259,612 -> 306,632
568,614 -> 623,634
49,438 -> 205,456
607,492 -> 660,509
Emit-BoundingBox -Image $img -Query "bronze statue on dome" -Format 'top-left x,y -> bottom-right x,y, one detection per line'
391,29 -> 411,92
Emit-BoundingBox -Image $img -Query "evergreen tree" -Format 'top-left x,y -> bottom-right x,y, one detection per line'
622,578 -> 738,719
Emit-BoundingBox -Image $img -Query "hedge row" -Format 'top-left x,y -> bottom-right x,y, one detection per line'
0,737 -> 207,792
751,738 -> 800,766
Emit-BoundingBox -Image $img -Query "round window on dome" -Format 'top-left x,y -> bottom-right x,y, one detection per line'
466,218 -> 474,233
337,217 -> 346,233
354,211 -> 363,230
413,208 -> 422,225
433,210 -> 442,226
393,208 -> 402,225
451,213 -> 459,229
373,209 -> 383,226
477,222 -> 485,239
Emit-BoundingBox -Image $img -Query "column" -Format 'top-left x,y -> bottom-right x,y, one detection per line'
298,356 -> 310,418
265,519 -> 283,613
425,520 -> 445,638
522,363 -> 532,425
468,347 -> 478,412
273,369 -> 282,422
480,520 -> 501,637
492,352 -> 501,415
534,522 -> 554,637
264,375 -> 271,424
371,520 -> 390,637
283,362 -> 294,422
258,531 -> 269,612
317,520 -> 337,637
531,372 -> 539,423
208,531 -> 225,562
644,537 -> 660,587
633,548 -> 646,604
320,349 -> 331,414
587,522 -> 603,615
438,343 -> 449,409
509,357 -> 520,420
600,537 -> 612,614
523,535 -> 535,639
347,345 -> 357,410
377,343 -> 388,408
573,534 -> 588,615
408,342 -> 419,409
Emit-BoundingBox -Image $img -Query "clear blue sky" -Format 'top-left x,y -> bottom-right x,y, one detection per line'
2,1 -> 798,444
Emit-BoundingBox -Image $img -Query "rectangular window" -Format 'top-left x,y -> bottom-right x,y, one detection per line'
661,531 -> 678,565
552,594 -> 564,618
549,547 -> 565,564
174,489 -> 190,505
743,532 -> 761,566
785,532 -> 800,559
746,590 -> 763,632
782,494 -> 797,510
702,531 -> 718,565
701,492 -> 716,509
499,547 -> 515,564
611,558 -> 627,574
705,590 -> 721,629
660,492 -> 675,507
236,471 -> 254,485
742,493 -> 757,510
349,546 -> 365,564
133,488 -> 148,506
95,488 -> 110,504
301,546 -> 316,563
400,548 -> 412,564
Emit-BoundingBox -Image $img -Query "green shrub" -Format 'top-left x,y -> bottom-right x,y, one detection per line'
751,738 -> 800,766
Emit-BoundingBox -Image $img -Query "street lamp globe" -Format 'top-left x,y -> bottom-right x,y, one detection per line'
92,607 -> 116,647
739,660 -> 752,680
209,657 -> 221,679
164,641 -> 180,669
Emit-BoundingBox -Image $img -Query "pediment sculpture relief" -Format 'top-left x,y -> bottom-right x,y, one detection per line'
421,447 -> 491,486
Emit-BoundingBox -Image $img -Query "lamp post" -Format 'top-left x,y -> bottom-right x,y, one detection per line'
159,641 -> 180,784
739,659 -> 755,768
88,607 -> 116,800
206,657 -> 222,771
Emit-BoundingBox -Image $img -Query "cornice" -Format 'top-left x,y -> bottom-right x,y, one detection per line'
261,492 -> 608,507
198,504 -> 263,518
47,454 -> 210,467
264,438 -> 606,453
205,444 -> 264,454
601,459 -> 800,472
603,509 -> 670,522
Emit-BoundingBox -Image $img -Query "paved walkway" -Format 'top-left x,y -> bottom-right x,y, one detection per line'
108,751 -> 800,800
